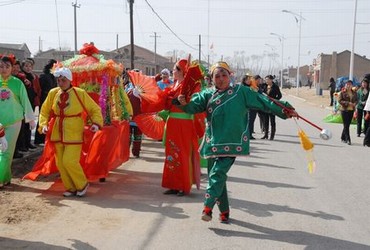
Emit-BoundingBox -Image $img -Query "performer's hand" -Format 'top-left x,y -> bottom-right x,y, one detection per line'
42,126 -> 48,134
90,124 -> 99,133
284,109 -> 298,118
177,95 -> 187,106
132,87 -> 141,98
29,120 -> 36,130
0,136 -> 8,152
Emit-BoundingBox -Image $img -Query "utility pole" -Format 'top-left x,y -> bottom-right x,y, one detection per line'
38,36 -> 43,52
150,32 -> 160,73
72,0 -> 80,53
129,0 -> 135,69
349,0 -> 358,81
199,34 -> 201,62
116,34 -> 119,50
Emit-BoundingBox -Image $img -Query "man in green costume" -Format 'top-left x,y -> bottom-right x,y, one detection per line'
176,61 -> 297,223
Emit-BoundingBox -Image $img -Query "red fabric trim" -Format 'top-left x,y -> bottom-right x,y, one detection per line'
23,121 -> 130,181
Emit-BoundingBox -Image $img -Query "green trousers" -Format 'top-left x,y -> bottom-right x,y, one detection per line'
204,157 -> 235,213
0,121 -> 21,184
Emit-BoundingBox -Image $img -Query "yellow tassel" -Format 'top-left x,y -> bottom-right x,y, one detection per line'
298,129 -> 316,174
306,150 -> 316,174
298,129 -> 314,150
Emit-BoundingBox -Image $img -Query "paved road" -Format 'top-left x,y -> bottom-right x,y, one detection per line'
1,94 -> 370,250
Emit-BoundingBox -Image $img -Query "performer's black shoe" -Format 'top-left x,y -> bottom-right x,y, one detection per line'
176,191 -> 184,196
163,189 -> 178,195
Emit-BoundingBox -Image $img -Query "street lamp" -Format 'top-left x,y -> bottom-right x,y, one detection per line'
270,32 -> 285,88
282,10 -> 306,95
349,0 -> 370,81
349,0 -> 358,81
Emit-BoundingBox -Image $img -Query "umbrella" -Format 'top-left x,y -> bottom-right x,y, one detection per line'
133,113 -> 165,140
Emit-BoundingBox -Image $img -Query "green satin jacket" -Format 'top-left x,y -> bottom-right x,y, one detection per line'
181,84 -> 291,158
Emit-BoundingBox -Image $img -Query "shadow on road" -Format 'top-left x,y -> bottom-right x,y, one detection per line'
209,220 -> 369,250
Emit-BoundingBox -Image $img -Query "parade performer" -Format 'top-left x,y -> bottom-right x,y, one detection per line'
176,61 -> 297,223
124,71 -> 143,158
143,58 -> 205,196
38,67 -> 103,197
0,55 -> 36,187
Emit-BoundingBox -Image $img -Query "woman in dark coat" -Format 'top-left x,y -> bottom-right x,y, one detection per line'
261,75 -> 282,140
34,59 -> 57,145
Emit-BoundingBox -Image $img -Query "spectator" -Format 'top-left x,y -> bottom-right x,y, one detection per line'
328,77 -> 336,106
157,68 -> 173,90
124,71 -> 143,158
11,60 -> 27,158
338,80 -> 358,145
241,74 -> 257,140
356,79 -> 369,137
20,58 -> 41,150
34,59 -> 57,145
261,75 -> 282,140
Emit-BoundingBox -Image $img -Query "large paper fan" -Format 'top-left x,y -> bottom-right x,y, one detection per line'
127,71 -> 160,103
133,113 -> 165,140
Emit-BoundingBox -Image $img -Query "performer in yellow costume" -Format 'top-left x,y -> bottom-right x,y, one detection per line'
38,67 -> 103,197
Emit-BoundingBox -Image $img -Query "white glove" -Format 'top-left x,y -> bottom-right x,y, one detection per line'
0,136 -> 8,152
90,124 -> 99,133
42,126 -> 48,134
132,87 -> 141,98
29,120 -> 36,130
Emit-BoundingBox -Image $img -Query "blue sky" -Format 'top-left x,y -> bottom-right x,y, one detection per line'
1,0 -> 369,70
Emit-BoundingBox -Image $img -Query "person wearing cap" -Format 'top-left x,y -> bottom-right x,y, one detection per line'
260,75 -> 282,140
176,61 -> 296,223
38,67 -> 103,197
0,55 -> 36,188
157,68 -> 173,90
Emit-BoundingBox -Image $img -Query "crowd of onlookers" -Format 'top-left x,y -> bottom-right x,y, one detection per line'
11,58 -> 57,159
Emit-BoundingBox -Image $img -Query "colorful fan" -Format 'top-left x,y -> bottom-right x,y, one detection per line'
127,71 -> 160,103
181,59 -> 206,101
133,113 -> 165,140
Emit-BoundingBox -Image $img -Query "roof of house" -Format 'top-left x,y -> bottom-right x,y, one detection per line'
0,43 -> 30,52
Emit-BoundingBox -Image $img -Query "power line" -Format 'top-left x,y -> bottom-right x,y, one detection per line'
143,0 -> 197,51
